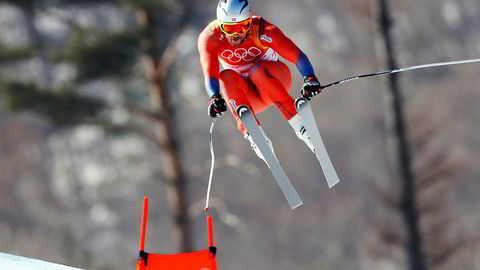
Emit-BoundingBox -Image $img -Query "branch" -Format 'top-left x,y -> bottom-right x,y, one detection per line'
124,103 -> 165,121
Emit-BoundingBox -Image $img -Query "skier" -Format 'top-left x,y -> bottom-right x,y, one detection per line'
198,0 -> 322,163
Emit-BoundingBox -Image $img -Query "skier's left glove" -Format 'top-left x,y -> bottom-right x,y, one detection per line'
301,75 -> 322,100
207,94 -> 227,118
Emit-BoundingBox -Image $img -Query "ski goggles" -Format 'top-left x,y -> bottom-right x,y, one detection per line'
220,18 -> 252,36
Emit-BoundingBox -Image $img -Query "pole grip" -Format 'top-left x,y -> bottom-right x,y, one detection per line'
139,196 -> 148,251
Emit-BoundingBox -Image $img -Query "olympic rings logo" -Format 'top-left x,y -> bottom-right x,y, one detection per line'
220,47 -> 262,63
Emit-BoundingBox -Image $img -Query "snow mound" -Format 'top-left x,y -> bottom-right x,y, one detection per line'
0,252 -> 84,270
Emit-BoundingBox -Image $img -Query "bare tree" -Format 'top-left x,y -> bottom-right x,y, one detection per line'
135,7 -> 194,251
131,0 -> 203,252
376,0 -> 427,269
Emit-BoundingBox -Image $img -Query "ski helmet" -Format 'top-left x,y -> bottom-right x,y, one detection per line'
217,0 -> 253,24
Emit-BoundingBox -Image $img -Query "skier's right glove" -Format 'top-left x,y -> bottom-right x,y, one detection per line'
207,94 -> 227,118
301,75 -> 322,100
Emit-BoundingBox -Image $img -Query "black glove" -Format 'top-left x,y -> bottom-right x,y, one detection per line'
301,75 -> 322,100
207,94 -> 227,118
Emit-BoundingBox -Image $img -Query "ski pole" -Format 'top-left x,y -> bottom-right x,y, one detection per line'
320,58 -> 480,90
204,118 -> 217,213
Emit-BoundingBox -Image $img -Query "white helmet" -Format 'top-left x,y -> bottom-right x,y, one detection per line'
217,0 -> 252,23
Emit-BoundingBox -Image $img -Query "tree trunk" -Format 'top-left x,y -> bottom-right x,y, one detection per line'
136,8 -> 193,252
376,0 -> 427,269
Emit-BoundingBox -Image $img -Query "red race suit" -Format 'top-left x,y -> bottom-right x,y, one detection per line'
198,16 -> 315,134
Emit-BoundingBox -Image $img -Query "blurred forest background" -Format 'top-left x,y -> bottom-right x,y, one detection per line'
0,0 -> 479,270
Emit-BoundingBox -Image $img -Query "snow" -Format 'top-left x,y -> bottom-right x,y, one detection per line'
0,253 -> 84,270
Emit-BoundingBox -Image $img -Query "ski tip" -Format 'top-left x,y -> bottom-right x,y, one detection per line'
236,105 -> 250,118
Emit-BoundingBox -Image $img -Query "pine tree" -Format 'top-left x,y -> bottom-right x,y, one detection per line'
0,0 -> 106,126
1,0 -> 204,253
